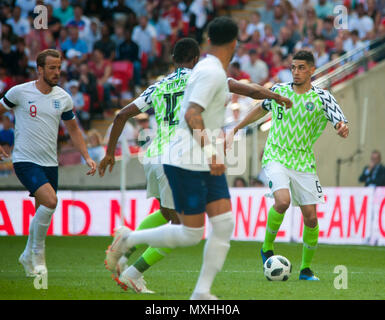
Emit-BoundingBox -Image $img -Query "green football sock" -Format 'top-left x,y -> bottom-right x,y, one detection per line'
262,206 -> 285,252
125,209 -> 168,258
134,247 -> 172,273
301,224 -> 319,271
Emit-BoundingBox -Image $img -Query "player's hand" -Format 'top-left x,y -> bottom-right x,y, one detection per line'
336,121 -> 349,138
0,146 -> 9,161
98,154 -> 115,177
275,96 -> 293,109
85,157 -> 97,176
209,155 -> 226,176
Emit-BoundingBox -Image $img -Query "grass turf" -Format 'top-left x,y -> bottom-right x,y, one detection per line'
0,236 -> 384,300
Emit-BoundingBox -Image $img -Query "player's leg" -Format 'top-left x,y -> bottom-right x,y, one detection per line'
261,162 -> 291,263
14,162 -> 57,276
290,169 -> 323,280
299,204 -> 319,280
191,185 -> 234,301
31,182 -> 57,274
105,165 -> 206,277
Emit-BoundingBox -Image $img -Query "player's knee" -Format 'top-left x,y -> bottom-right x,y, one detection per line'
275,198 -> 290,213
181,225 -> 204,246
211,212 -> 234,239
45,195 -> 58,209
304,217 -> 318,229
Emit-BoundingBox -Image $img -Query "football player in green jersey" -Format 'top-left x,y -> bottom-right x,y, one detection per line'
99,37 -> 293,293
231,50 -> 349,280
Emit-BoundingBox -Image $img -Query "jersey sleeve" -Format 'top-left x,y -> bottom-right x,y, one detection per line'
0,85 -> 20,110
61,93 -> 75,121
132,84 -> 156,112
317,88 -> 348,127
188,68 -> 225,110
261,83 -> 282,111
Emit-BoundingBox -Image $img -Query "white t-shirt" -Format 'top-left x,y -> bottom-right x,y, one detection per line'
163,54 -> 228,171
0,81 -> 74,166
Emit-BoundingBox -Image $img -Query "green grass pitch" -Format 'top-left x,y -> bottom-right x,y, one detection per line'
0,236 -> 384,300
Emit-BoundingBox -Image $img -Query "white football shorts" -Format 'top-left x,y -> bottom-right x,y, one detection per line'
143,162 -> 175,210
264,161 -> 325,207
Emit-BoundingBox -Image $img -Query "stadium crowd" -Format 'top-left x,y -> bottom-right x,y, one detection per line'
0,0 -> 385,180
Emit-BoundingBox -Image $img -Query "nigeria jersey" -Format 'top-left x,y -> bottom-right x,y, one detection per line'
133,68 -> 191,159
261,82 -> 348,173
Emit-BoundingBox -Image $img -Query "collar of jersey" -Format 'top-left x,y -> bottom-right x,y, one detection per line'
289,82 -> 315,94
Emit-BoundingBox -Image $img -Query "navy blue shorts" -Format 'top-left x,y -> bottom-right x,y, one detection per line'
13,162 -> 58,197
163,164 -> 230,215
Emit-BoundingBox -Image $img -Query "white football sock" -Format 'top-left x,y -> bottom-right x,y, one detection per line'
193,211 -> 234,295
23,216 -> 35,258
125,224 -> 204,249
32,205 -> 55,255
123,265 -> 142,280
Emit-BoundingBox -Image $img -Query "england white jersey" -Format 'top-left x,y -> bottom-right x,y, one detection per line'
163,54 -> 229,171
0,81 -> 74,166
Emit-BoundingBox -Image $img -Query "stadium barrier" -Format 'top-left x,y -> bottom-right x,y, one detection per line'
0,187 -> 384,246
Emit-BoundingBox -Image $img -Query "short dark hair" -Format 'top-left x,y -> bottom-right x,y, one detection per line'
293,50 -> 315,65
172,38 -> 200,63
208,17 -> 238,45
36,49 -> 61,67
230,61 -> 241,69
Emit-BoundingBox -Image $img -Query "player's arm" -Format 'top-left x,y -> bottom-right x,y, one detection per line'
233,102 -> 268,135
185,103 -> 225,176
228,78 -> 293,109
64,119 -> 97,175
98,103 -> 141,177
319,89 -> 349,138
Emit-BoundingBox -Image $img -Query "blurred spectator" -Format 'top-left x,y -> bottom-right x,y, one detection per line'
88,48 -> 114,110
246,11 -> 265,39
320,16 -> 338,41
301,6 -> 321,39
53,0 -> 74,25
259,0 -> 275,26
118,29 -> 141,86
276,26 -> 296,56
66,4 -> 91,40
262,24 -> 276,46
104,110 -> 136,147
228,62 -> 251,81
68,80 -> 90,129
328,37 -> 346,59
245,30 -> 262,52
93,24 -> 116,60
78,62 -> 99,117
367,0 -> 382,32
224,102 -> 242,129
313,38 -> 329,68
0,112 -> 14,147
47,4 -> 61,41
359,150 -> 385,187
249,177 -> 265,187
84,17 -> 102,53
241,49 -> 269,85
189,0 -> 214,44
45,0 -> 61,10
233,177 -> 247,187
343,30 -> 366,60
132,15 -> 157,64
161,0 -> 183,41
111,23 -> 126,51
0,38 -> 18,75
82,129 -> 105,164
61,25 -> 89,59
349,3 -> 374,39
271,4 -> 287,38
6,6 -> 30,37
238,19 -> 251,43
15,0 -> 36,18
314,0 -> 333,19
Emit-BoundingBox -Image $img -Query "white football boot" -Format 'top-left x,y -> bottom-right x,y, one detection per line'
18,252 -> 35,277
105,226 -> 131,274
113,272 -> 155,294
116,256 -> 129,276
32,251 -> 48,275
190,292 -> 219,300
